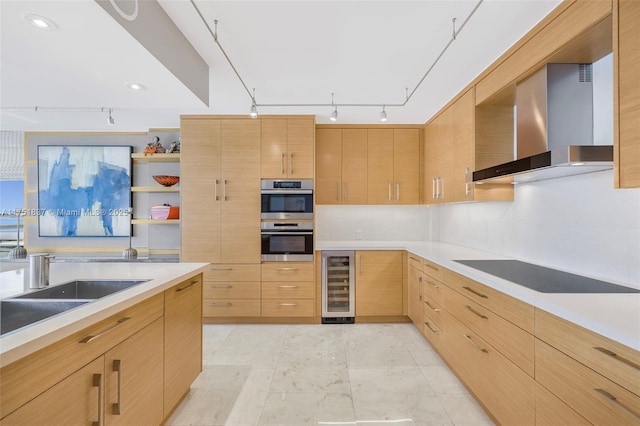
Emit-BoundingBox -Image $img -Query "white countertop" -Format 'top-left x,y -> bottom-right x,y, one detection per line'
318,240 -> 640,351
0,262 -> 208,367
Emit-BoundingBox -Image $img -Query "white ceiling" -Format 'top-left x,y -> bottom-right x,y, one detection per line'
0,0 -> 562,132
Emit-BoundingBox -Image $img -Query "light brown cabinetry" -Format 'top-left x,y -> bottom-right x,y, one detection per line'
615,0 -> 640,188
164,276 -> 203,414
341,129 -> 368,204
424,107 -> 454,204
534,381 -> 590,426
1,356 -> 105,425
202,264 -> 261,317
407,254 -> 424,325
367,129 -> 420,204
261,262 -> 314,317
181,117 -> 261,264
261,117 -> 315,179
355,250 -> 403,317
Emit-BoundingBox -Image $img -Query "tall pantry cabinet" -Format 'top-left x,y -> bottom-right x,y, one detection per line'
180,117 -> 261,264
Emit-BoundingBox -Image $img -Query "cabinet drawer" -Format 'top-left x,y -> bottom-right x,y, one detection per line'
408,254 -> 424,271
536,339 -> 640,425
534,382 -> 590,426
422,311 -> 445,352
261,262 -> 314,281
0,294 -> 163,419
204,264 -> 261,282
444,283 -> 534,377
204,281 -> 261,299
262,281 -> 314,299
535,308 -> 640,396
444,269 -> 534,333
261,299 -> 314,317
422,259 -> 444,281
423,276 -> 445,307
203,299 -> 261,317
422,298 -> 445,331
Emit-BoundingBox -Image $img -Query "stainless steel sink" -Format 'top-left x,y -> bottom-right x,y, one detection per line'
1,279 -> 150,336
1,300 -> 89,335
10,279 -> 150,300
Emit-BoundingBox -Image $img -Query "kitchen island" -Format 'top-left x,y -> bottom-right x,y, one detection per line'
0,261 -> 208,424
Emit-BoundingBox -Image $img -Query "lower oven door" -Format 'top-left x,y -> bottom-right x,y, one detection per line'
261,223 -> 314,261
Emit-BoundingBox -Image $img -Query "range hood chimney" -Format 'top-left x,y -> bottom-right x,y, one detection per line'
472,63 -> 613,184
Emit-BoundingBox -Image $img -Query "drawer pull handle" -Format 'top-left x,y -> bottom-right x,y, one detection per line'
466,305 -> 488,320
463,334 -> 488,353
92,374 -> 103,426
176,280 -> 199,292
424,321 -> 439,335
425,264 -> 439,271
594,388 -> 640,419
278,303 -> 297,307
278,285 -> 298,288
211,285 -> 233,289
418,276 -> 423,301
80,318 -> 131,344
425,301 -> 440,312
462,286 -> 488,299
427,281 -> 440,289
112,360 -> 122,415
594,347 -> 640,371
276,267 -> 298,271
211,267 -> 233,271
409,256 -> 419,262
211,302 -> 232,307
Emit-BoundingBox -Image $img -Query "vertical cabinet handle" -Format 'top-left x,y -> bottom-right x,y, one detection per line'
281,153 -> 286,175
112,360 -> 122,415
92,373 -> 103,426
388,182 -> 392,201
465,167 -> 472,196
289,152 -> 294,175
223,179 -> 228,200
418,276 -> 423,301
432,178 -> 436,200
214,179 -> 219,201
396,182 -> 400,201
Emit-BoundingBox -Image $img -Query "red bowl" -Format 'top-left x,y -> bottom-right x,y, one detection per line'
153,175 -> 180,187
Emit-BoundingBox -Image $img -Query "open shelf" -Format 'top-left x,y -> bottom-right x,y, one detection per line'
131,186 -> 180,193
132,219 -> 179,225
131,153 -> 180,162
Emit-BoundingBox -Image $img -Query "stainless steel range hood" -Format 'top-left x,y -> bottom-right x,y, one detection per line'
472,62 -> 613,184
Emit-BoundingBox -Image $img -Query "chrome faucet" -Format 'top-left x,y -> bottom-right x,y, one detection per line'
29,253 -> 54,289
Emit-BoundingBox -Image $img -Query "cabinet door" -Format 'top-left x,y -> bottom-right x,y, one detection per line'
164,276 -> 203,414
220,119 -> 261,263
181,118 -> 222,262
261,118 -> 288,178
105,318 -> 164,426
393,129 -> 420,204
287,118 -> 315,179
436,108 -> 455,204
367,129 -> 395,204
2,356 -> 104,426
407,263 -> 423,325
616,0 -> 640,188
341,129 -> 368,204
355,250 -> 403,316
424,121 -> 438,204
453,89 -> 475,202
316,129 -> 342,204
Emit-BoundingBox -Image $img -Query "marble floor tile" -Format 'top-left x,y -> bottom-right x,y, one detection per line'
345,336 -> 418,368
270,365 -> 351,393
438,393 -> 495,426
409,349 -> 446,367
420,365 -> 469,395
258,391 -> 355,426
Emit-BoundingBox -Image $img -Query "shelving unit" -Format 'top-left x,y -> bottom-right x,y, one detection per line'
131,186 -> 179,193
131,219 -> 180,225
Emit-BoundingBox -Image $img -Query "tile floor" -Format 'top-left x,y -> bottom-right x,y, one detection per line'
166,323 -> 494,426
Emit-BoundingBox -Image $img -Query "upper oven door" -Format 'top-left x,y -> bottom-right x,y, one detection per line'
261,180 -> 313,220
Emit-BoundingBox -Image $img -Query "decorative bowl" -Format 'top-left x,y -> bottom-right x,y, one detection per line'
153,175 -> 180,187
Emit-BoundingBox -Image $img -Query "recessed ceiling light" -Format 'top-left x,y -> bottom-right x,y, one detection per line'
126,82 -> 145,91
25,14 -> 57,31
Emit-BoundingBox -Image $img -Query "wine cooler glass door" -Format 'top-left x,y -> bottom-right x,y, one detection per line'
322,251 -> 355,318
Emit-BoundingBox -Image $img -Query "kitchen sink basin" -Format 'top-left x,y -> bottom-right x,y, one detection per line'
10,279 -> 150,301
1,300 -> 89,335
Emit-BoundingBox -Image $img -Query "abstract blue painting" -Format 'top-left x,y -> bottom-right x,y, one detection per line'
38,145 -> 132,237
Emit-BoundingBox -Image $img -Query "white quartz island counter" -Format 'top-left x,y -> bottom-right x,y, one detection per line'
317,241 -> 640,351
0,262 -> 208,367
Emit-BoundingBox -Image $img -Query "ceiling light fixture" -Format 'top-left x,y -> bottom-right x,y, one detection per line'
126,82 -> 145,91
25,14 -> 58,31
250,88 -> 258,118
107,108 -> 115,126
330,93 -> 338,122
380,105 -> 388,122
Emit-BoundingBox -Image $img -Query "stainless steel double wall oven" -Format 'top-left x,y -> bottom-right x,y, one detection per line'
260,179 -> 314,261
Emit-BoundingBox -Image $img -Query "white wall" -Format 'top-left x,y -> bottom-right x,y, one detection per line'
436,170 -> 640,285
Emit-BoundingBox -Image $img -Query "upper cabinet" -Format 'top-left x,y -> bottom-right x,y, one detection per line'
316,126 -> 421,205
261,117 -> 315,179
615,0 -> 640,188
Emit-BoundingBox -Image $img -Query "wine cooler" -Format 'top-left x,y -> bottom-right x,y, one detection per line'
321,250 -> 355,324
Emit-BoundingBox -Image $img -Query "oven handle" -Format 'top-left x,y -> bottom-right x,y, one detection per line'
261,189 -> 313,195
261,231 -> 313,235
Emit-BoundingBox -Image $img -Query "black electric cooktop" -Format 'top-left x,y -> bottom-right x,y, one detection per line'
453,259 -> 640,294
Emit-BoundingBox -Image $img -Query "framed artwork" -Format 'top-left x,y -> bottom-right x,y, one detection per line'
37,145 -> 132,237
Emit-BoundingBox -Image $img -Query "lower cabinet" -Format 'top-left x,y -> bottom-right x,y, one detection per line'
203,264 -> 261,317
261,262 -> 315,317
0,274 -> 204,424
355,250 -> 403,317
2,356 -> 105,425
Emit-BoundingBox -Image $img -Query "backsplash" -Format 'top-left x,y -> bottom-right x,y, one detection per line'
436,170 -> 640,285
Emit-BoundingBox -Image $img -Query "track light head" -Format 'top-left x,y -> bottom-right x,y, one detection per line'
380,106 -> 387,122
330,107 -> 338,122
250,103 -> 258,118
107,108 -> 115,126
